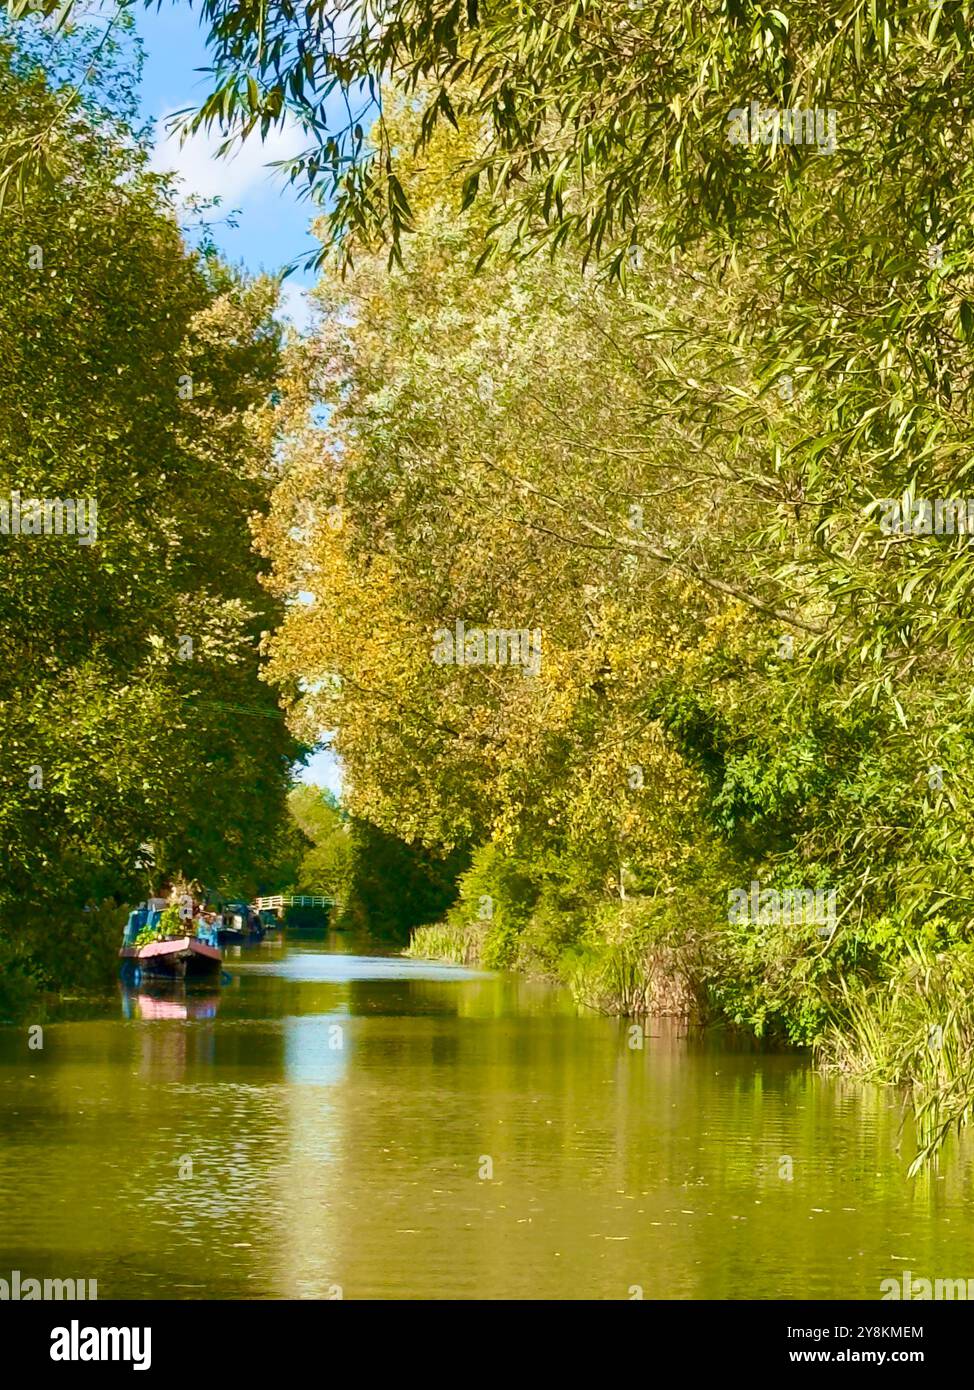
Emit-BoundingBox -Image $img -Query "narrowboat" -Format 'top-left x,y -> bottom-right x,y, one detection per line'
215,901 -> 265,946
119,905 -> 223,983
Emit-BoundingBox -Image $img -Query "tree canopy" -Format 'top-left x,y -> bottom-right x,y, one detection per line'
7,0 -> 974,1165
259,87 -> 974,1166
0,16 -> 299,1000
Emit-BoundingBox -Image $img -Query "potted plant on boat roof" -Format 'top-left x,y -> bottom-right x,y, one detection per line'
159,904 -> 187,939
132,903 -> 185,949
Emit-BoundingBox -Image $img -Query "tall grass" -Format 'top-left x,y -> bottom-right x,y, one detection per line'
562,936 -> 701,1017
819,943 -> 974,1174
404,922 -> 482,966
562,937 -> 652,1015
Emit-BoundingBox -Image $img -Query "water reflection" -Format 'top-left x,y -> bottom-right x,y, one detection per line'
0,935 -> 971,1300
121,988 -> 222,1022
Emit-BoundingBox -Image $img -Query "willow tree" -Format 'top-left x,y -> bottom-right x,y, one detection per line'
214,0 -> 974,1159
261,94 -> 974,1065
259,109 -> 786,971
10,1 -> 974,670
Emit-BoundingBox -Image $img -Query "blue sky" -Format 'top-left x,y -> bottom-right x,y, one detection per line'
138,5 -> 320,328
134,6 -> 341,796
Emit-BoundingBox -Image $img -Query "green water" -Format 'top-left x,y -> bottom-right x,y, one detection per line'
0,936 -> 972,1300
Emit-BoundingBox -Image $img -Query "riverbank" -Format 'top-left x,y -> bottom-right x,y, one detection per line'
406,908 -> 718,1024
0,901 -> 126,1023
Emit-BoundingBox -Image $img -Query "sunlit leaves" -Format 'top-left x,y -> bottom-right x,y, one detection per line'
0,35 -> 298,973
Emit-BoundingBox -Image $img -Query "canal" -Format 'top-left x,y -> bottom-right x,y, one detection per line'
0,936 -> 971,1299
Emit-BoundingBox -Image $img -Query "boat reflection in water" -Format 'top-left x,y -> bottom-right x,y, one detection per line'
120,985 -> 222,1022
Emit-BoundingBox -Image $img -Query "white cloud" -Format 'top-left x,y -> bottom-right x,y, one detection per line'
276,281 -> 316,335
150,109 -> 308,206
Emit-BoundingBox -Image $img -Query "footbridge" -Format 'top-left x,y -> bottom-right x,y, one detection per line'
253,894 -> 338,912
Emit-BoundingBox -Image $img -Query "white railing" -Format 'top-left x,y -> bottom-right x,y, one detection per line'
253,894 -> 338,910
